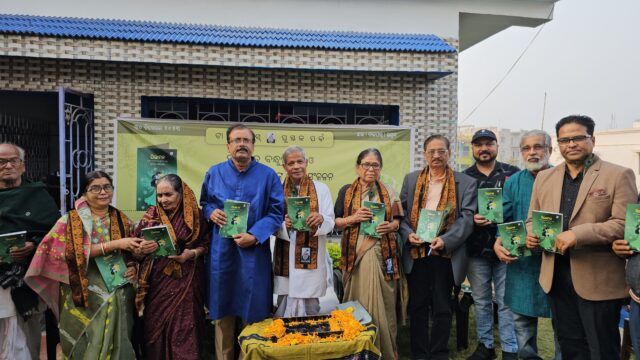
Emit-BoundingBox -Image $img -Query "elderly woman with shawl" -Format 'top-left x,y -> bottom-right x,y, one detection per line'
25,171 -> 142,359
334,148 -> 404,360
133,174 -> 209,359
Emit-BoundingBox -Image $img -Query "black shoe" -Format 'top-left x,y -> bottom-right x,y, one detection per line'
501,351 -> 518,360
466,344 -> 497,360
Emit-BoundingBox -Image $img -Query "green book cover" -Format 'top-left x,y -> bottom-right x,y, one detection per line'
478,188 -> 503,223
136,147 -> 177,211
497,221 -> 531,257
625,204 -> 640,251
532,210 -> 563,253
142,225 -> 177,258
287,196 -> 311,232
94,252 -> 128,293
416,209 -> 446,243
0,231 -> 27,263
360,201 -> 386,238
220,200 -> 250,238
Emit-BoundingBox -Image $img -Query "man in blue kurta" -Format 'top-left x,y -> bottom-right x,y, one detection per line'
200,124 -> 284,360
493,130 -> 560,360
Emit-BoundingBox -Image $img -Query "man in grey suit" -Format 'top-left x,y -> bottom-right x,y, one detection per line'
400,134 -> 477,360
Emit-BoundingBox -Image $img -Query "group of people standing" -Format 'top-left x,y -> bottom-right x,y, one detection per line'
0,115 -> 639,360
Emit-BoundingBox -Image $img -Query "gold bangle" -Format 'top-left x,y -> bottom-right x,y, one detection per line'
100,243 -> 106,256
191,249 -> 198,259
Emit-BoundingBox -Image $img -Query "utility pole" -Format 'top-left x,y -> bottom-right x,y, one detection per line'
541,92 -> 547,130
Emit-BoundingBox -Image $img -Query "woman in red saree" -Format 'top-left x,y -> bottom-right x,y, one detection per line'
133,174 -> 209,359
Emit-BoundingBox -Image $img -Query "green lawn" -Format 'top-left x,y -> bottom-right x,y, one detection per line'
397,307 -> 557,359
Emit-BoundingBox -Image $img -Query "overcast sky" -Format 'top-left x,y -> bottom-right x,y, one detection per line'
459,0 -> 640,135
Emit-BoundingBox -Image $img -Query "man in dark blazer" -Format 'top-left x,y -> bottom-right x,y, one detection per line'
526,115 -> 638,359
399,134 -> 477,360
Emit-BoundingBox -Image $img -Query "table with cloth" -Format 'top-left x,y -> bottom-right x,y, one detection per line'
238,318 -> 381,360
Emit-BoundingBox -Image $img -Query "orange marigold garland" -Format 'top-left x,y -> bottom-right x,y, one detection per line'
263,319 -> 286,338
263,307 -> 367,346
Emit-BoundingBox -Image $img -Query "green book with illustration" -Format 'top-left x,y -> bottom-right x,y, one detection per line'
220,200 -> 250,238
136,146 -> 177,211
532,210 -> 563,253
478,188 -> 503,223
497,221 -> 531,257
625,204 -> 640,251
142,225 -> 177,258
95,252 -> 128,293
360,201 -> 386,238
416,209 -> 446,243
0,231 -> 27,263
287,196 -> 311,232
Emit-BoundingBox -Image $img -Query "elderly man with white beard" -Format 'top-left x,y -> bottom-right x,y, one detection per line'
493,130 -> 561,360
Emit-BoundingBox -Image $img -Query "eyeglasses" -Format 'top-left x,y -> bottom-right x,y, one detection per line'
425,149 -> 448,157
359,162 -> 381,170
557,135 -> 591,145
86,184 -> 114,194
0,158 -> 23,167
229,138 -> 254,145
520,144 -> 548,152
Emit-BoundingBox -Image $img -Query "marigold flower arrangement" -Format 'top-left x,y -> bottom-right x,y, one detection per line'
263,308 -> 366,346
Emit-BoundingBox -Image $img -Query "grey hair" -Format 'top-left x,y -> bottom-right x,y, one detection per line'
0,143 -> 25,161
282,146 -> 306,164
520,130 -> 552,148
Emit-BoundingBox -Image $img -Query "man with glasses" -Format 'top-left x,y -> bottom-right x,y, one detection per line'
400,135 -> 477,359
492,130 -> 561,360
463,129 -> 520,360
273,145 -> 335,317
0,143 -> 59,359
200,124 -> 284,360
525,115 -> 637,358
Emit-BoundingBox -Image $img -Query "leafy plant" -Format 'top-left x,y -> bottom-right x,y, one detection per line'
326,242 -> 341,269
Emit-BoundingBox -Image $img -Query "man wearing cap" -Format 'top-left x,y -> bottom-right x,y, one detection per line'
463,129 -> 520,360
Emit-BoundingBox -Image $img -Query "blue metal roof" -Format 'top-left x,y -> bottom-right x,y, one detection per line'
0,14 -> 456,53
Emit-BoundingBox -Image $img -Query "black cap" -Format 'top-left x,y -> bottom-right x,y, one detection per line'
471,129 -> 497,143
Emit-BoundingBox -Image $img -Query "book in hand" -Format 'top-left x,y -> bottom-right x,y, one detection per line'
95,251 -> 129,293
220,200 -> 250,238
478,188 -> 503,223
497,221 -> 531,257
287,196 -> 311,232
416,209 -> 446,243
625,204 -> 640,251
532,210 -> 563,253
0,231 -> 27,263
360,201 -> 386,238
142,225 -> 177,258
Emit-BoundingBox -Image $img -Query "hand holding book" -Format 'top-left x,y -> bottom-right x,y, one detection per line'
612,239 -> 634,258
494,238 -> 517,264
554,230 -> 577,255
351,207 -> 373,223
9,241 -> 35,262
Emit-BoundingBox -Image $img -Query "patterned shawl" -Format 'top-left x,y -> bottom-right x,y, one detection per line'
24,206 -> 130,319
409,166 -> 457,259
340,178 -> 401,281
133,181 -> 207,315
274,174 -> 320,277
66,207 -> 131,308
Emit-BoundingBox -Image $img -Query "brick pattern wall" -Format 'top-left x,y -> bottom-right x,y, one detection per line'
0,36 -> 458,171
0,34 -> 455,73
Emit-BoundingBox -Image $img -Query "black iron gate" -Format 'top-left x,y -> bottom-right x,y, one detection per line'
58,87 -> 95,213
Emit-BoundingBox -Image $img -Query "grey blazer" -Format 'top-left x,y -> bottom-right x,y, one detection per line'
399,169 -> 477,286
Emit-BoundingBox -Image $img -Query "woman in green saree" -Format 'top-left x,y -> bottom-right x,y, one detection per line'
25,171 -> 144,359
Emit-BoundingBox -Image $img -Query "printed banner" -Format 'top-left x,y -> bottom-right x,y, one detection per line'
115,118 -> 413,220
